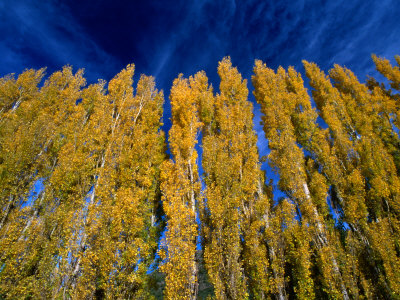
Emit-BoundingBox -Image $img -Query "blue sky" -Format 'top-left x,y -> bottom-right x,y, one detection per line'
2,1 -> 399,84
1,0 -> 400,199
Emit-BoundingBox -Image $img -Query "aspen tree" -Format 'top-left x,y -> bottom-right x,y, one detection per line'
83,65 -> 137,298
253,61 -> 352,299
201,58 -> 247,299
33,67 -> 88,298
0,68 -> 46,232
330,65 -> 400,217
329,64 -> 400,295
0,66 -> 87,298
160,74 -> 201,299
281,61 -> 373,297
71,67 -> 165,299
0,64 -> 165,299
201,57 -> 270,299
302,61 -> 369,224
53,79 -> 109,299
31,67 -> 93,299
283,65 -> 376,298
368,55 -> 400,171
303,61 -> 400,297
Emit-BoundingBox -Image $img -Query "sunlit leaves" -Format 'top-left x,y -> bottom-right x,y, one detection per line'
1,54 -> 400,299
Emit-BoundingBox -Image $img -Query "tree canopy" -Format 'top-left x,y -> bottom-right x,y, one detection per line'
0,54 -> 400,299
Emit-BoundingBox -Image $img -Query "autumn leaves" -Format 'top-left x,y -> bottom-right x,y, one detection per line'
157,56 -> 400,299
0,66 -> 165,298
1,54 -> 400,299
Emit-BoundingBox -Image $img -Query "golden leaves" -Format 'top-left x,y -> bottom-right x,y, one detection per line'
160,71 -> 205,299
0,63 -> 165,299
2,54 -> 400,299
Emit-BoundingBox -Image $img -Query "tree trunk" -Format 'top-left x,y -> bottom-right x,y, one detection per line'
303,182 -> 350,300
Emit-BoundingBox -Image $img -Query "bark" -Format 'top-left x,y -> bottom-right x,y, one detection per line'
258,181 -> 286,300
0,194 -> 13,231
188,159 -> 199,300
302,182 -> 350,300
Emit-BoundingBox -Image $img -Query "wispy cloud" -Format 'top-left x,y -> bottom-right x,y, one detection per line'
2,0 -> 399,84
0,0 -> 119,82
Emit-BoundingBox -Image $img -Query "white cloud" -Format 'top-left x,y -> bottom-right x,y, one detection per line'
0,1 -> 119,81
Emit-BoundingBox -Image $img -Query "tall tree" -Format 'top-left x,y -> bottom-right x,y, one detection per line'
0,65 -> 166,299
201,57 -> 270,299
303,60 -> 400,297
160,73 -> 201,299
71,67 -> 165,299
253,61 -> 351,299
329,63 -> 400,295
0,66 -> 88,298
368,55 -> 400,171
0,68 -> 46,232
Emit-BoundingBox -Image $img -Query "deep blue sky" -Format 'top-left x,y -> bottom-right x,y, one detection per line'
2,1 -> 399,86
1,0 -> 400,197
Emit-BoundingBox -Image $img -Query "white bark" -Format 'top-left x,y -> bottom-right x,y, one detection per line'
302,182 -> 349,300
0,194 -> 13,231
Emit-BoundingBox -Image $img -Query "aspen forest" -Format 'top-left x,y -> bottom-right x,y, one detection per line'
2,54 -> 400,299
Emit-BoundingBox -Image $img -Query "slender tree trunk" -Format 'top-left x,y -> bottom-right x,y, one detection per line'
188,159 -> 198,300
269,244 -> 286,300
63,154 -> 105,297
303,182 -> 350,300
0,194 -> 13,231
